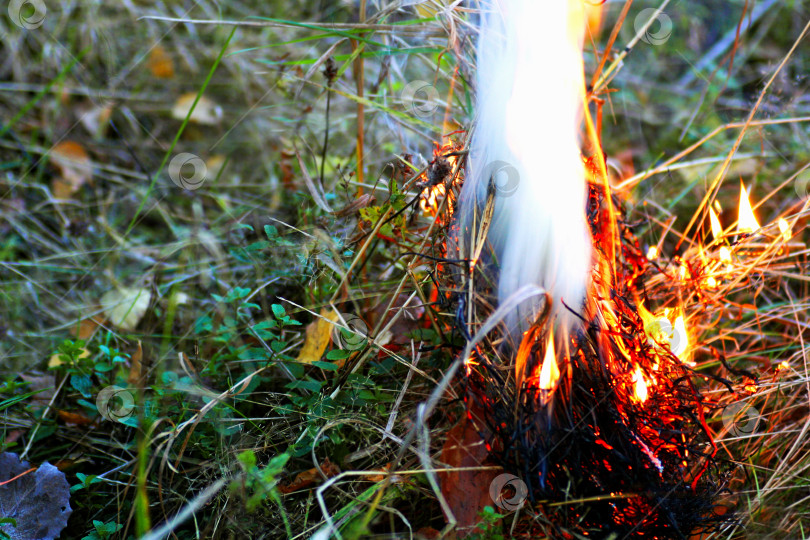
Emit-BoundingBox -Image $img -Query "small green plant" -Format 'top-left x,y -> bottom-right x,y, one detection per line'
81,520 -> 122,540
233,450 -> 292,536
467,506 -> 506,540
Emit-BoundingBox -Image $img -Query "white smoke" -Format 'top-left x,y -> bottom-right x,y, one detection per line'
456,0 -> 593,338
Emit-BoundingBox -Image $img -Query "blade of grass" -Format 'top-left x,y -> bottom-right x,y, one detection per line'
125,28 -> 237,236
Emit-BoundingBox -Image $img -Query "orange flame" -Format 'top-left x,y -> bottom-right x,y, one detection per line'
709,208 -> 723,241
420,183 -> 447,214
671,313 -> 692,365
418,142 -> 461,215
737,181 -> 760,233
538,330 -> 560,391
778,218 -> 791,242
632,366 -> 648,403
639,303 -> 692,365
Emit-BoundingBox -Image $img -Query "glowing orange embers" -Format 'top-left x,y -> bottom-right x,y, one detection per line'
737,181 -> 760,233
420,182 -> 449,214
418,140 -> 463,215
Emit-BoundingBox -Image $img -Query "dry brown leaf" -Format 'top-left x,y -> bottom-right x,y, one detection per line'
148,45 -> 175,79
365,462 -> 392,483
51,179 -> 74,199
171,93 -> 222,125
127,341 -> 143,385
4,430 -> 24,446
56,410 -> 94,426
78,103 -> 113,138
278,458 -> 340,494
296,308 -> 339,364
334,193 -> 375,218
100,287 -> 152,331
50,141 -> 92,197
439,408 -> 499,537
69,315 -> 106,340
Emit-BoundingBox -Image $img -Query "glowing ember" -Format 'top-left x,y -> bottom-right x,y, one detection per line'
719,246 -> 732,263
538,331 -> 560,391
706,276 -> 718,288
632,366 -> 648,403
646,245 -> 658,260
420,183 -> 448,214
709,208 -> 723,241
418,141 -> 462,215
678,263 -> 688,281
737,181 -> 760,233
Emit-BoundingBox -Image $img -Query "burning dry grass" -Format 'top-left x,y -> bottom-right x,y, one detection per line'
442,139 -> 810,537
431,3 -> 810,538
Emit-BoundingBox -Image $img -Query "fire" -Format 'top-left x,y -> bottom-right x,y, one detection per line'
709,208 -> 723,241
639,304 -> 692,364
418,141 -> 462,215
671,313 -> 692,364
778,218 -> 791,242
420,183 -> 447,214
737,181 -> 760,233
632,366 -> 648,403
719,246 -> 731,263
678,263 -> 688,281
538,331 -> 560,391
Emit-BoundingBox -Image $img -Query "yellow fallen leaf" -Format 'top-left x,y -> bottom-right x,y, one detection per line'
296,308 -> 339,363
412,0 -> 452,17
100,287 -> 152,331
148,45 -> 175,79
205,154 -> 226,180
49,348 -> 90,368
51,141 -> 92,196
171,93 -> 223,125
